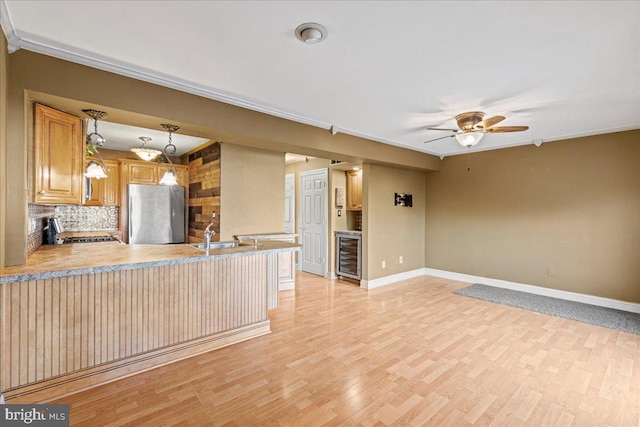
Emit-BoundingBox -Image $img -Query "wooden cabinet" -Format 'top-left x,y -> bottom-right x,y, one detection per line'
127,162 -> 157,184
34,104 -> 84,204
85,159 -> 119,206
121,160 -> 188,187
346,169 -> 362,211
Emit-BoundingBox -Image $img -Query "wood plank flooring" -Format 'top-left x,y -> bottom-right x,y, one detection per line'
53,272 -> 640,426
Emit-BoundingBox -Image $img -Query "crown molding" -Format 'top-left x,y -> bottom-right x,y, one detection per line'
0,0 -> 20,52
5,25 -> 345,131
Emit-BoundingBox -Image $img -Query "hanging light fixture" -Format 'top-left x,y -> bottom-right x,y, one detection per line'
131,136 -> 161,161
455,131 -> 484,148
159,124 -> 180,186
82,109 -> 109,179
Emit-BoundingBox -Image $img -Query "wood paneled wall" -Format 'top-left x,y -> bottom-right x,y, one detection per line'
182,142 -> 220,243
1,253 -> 270,399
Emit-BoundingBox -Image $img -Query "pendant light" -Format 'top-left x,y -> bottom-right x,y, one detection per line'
159,124 -> 180,186
131,136 -> 162,161
83,109 -> 109,179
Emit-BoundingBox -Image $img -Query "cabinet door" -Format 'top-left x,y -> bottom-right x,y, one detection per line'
85,160 -> 119,206
346,170 -> 362,211
128,163 -> 157,184
102,160 -> 120,206
84,173 -> 104,206
34,104 -> 84,204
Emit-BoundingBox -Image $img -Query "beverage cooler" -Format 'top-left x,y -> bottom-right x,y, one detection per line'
335,231 -> 362,280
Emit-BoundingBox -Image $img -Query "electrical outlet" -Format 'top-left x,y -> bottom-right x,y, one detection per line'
399,256 -> 403,264
547,267 -> 555,277
382,260 -> 386,268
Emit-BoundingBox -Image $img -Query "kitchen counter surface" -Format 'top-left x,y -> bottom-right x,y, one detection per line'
0,240 -> 300,284
335,230 -> 362,235
56,230 -> 121,238
235,232 -> 298,239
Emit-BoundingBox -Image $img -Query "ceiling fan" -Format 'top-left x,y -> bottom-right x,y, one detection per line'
424,111 -> 529,148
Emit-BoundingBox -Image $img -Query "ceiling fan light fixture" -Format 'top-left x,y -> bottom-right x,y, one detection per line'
455,131 -> 484,148
295,23 -> 327,44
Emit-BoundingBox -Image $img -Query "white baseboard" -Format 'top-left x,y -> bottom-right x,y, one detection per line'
360,268 -> 425,290
423,268 -> 640,314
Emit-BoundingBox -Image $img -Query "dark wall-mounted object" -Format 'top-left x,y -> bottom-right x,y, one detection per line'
394,192 -> 413,207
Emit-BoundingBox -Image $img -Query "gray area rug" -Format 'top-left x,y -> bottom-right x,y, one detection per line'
455,284 -> 640,335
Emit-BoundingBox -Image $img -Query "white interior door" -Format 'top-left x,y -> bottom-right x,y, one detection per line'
284,173 -> 295,234
300,169 -> 327,276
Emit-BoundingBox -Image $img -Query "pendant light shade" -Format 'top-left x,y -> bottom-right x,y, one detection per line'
455,131 -> 484,148
131,136 -> 161,161
83,109 -> 109,177
159,123 -> 180,186
159,170 -> 178,186
84,160 -> 108,179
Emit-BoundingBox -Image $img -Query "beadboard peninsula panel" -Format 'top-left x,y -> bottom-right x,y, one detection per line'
1,253 -> 270,401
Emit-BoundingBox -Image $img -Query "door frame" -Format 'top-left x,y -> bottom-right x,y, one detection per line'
284,173 -> 297,268
298,168 -> 328,277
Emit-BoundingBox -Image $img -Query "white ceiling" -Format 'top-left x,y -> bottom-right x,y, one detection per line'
96,121 -> 209,157
2,1 -> 639,158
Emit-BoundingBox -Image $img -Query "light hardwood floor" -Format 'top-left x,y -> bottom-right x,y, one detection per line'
54,272 -> 640,426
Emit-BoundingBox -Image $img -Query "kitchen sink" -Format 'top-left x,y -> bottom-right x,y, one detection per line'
189,241 -> 239,250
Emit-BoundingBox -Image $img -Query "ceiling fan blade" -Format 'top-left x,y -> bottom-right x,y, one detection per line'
426,127 -> 460,132
475,115 -> 505,130
485,126 -> 529,133
424,134 -> 455,144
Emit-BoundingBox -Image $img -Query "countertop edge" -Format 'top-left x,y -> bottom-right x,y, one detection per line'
1,244 -> 300,284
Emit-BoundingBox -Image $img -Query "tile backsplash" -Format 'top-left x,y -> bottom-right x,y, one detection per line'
28,204 -> 56,254
55,206 -> 119,231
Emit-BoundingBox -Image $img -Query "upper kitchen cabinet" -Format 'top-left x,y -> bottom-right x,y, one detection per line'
120,159 -> 189,187
34,104 -> 84,204
346,169 -> 362,211
84,159 -> 119,206
123,161 -> 157,185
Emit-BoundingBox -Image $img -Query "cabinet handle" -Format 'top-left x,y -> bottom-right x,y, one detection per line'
39,191 -> 46,195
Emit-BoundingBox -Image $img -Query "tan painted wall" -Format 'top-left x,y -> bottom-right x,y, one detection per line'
364,164 -> 426,280
329,169 -> 348,277
425,130 -> 640,303
219,143 -> 284,241
2,48 -> 438,266
0,32 -> 7,268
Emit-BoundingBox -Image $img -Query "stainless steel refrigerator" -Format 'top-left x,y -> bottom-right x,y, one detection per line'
128,184 -> 185,244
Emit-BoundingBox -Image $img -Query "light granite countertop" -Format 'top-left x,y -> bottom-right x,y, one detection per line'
0,240 -> 300,284
235,232 -> 298,239
335,230 -> 362,235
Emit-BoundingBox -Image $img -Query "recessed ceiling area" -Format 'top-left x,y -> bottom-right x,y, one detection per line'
96,121 -> 209,157
3,1 -> 639,158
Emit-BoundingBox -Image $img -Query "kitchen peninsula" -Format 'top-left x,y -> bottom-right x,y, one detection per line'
0,240 -> 299,403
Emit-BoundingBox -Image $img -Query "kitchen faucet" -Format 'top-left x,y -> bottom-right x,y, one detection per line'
204,223 -> 216,254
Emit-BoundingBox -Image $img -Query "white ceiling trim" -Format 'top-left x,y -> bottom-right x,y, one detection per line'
0,22 -> 437,157
0,0 -> 20,52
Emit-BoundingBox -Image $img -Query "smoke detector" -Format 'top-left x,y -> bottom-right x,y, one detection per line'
295,23 -> 328,44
